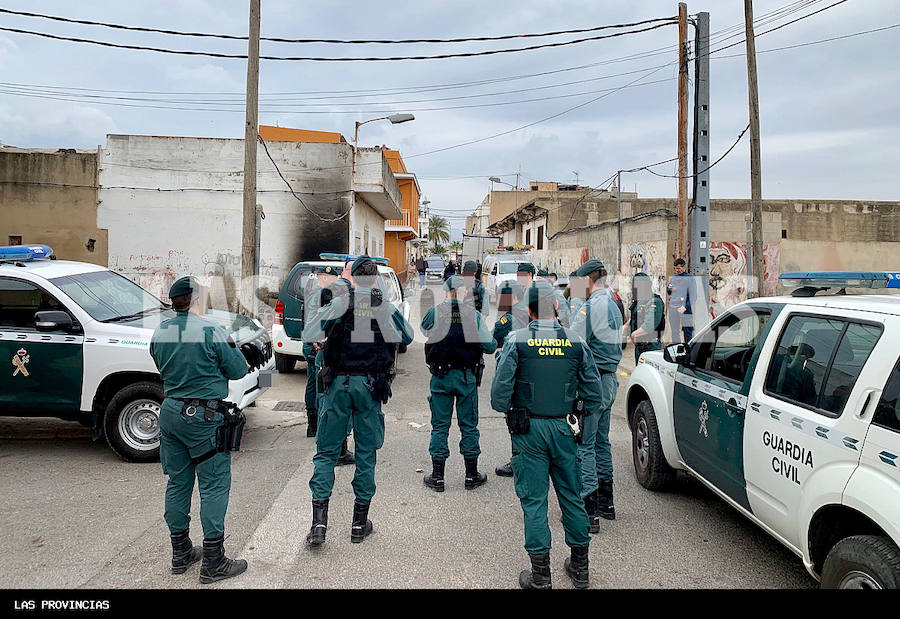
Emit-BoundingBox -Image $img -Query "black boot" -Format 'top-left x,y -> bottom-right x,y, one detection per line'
337,437 -> 355,466
198,535 -> 248,584
597,479 -> 615,520
495,461 -> 514,477
306,412 -> 318,437
564,546 -> 590,589
584,490 -> 601,534
464,457 -> 488,490
170,530 -> 201,574
306,499 -> 329,547
350,500 -> 374,543
424,459 -> 445,493
518,553 -> 552,590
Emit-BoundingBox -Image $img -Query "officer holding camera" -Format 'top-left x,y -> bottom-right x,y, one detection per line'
420,275 -> 497,492
150,276 -> 249,584
490,281 -> 605,590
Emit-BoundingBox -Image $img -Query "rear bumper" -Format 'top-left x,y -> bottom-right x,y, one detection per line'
227,354 -> 276,410
272,323 -> 304,357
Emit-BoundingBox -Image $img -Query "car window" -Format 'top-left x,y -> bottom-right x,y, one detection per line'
874,357 -> 900,433
764,315 -> 882,417
285,265 -> 317,299
499,263 -> 520,274
50,270 -> 162,322
0,278 -> 67,330
691,309 -> 770,384
427,259 -> 443,270
376,272 -> 400,304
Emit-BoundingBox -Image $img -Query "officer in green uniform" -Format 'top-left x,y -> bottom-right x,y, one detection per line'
567,271 -> 589,316
421,275 -> 497,492
150,276 -> 249,584
625,272 -> 665,365
491,281 -> 605,589
491,282 -> 527,477
303,256 -> 414,546
460,260 -> 486,314
569,260 -> 623,531
537,268 -> 569,327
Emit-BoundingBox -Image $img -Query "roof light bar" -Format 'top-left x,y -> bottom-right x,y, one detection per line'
779,271 -> 900,290
0,245 -> 54,261
318,253 -> 390,265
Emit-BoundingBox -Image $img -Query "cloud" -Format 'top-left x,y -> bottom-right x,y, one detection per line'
0,102 -> 118,148
164,63 -> 244,91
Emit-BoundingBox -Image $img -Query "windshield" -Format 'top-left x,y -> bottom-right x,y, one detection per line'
427,259 -> 444,270
498,262 -> 523,275
50,270 -> 164,322
376,272 -> 400,303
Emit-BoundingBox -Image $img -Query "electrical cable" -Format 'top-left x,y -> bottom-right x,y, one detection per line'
639,124 -> 749,179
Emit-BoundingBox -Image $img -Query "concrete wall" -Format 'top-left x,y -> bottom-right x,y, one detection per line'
0,149 -> 108,265
350,196 -> 385,256
98,134 -> 351,311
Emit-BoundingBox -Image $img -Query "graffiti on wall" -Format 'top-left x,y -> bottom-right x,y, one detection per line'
709,241 -> 780,315
624,241 -> 667,295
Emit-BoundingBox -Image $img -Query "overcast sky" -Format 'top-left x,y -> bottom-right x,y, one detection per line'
1,0 -> 897,236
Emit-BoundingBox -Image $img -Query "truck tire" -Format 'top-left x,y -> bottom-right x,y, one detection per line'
632,400 -> 675,491
104,381 -> 163,463
821,535 -> 900,589
275,352 -> 296,373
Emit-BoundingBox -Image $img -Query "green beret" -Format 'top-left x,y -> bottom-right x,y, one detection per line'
633,271 -> 650,280
516,262 -> 535,274
499,282 -> 524,298
351,255 -> 374,275
536,268 -> 550,277
318,265 -> 340,276
462,260 -> 477,274
443,275 -> 465,291
569,270 -> 579,278
169,276 -> 200,299
574,259 -> 605,278
527,280 -> 556,304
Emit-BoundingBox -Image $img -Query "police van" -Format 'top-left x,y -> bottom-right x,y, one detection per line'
272,253 -> 410,372
0,245 -> 275,463
626,271 -> 900,588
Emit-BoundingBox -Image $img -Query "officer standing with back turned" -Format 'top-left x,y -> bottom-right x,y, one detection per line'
491,281 -> 605,589
150,276 -> 249,583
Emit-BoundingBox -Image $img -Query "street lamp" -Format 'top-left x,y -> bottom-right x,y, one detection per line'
352,113 -> 415,175
489,176 -> 516,189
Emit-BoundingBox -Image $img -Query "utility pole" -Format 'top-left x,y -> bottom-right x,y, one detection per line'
690,11 -> 711,328
240,0 -> 260,317
676,2 -> 689,262
744,0 -> 765,297
616,170 -> 622,271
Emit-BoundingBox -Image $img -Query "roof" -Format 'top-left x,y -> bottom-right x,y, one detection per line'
0,259 -> 107,278
749,294 -> 900,317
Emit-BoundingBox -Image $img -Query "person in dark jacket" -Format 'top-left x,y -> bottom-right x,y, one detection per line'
625,272 -> 665,365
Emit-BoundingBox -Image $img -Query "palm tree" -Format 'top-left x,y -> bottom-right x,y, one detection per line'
428,215 -> 450,246
431,243 -> 447,257
449,240 -> 463,261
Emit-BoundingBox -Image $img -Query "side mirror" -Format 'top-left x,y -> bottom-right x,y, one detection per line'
34,310 -> 75,333
663,343 -> 689,365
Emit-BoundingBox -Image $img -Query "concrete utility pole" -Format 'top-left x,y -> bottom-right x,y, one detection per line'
240,0 -> 260,317
744,0 -> 765,297
616,170 -> 622,271
676,2 -> 689,262
690,11 -> 711,327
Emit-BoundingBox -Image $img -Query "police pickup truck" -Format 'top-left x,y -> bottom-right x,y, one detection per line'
627,271 -> 900,588
0,245 -> 274,462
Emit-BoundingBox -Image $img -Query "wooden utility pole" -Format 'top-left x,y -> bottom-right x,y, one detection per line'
744,0 -> 765,297
676,2 -> 689,261
240,0 -> 261,316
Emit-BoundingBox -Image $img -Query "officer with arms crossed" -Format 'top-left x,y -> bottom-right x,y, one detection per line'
569,259 -> 622,532
150,276 -> 249,583
491,281 -> 605,589
421,275 -> 497,492
303,256 -> 414,546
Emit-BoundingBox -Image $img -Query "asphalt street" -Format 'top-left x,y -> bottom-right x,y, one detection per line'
0,282 -> 816,589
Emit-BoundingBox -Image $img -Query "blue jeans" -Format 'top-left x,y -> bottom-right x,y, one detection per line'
418,272 -> 425,286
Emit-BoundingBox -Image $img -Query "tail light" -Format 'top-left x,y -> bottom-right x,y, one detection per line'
274,300 -> 284,325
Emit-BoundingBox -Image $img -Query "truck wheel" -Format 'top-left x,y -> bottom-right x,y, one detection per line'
275,352 -> 295,373
821,535 -> 900,589
632,400 -> 675,490
104,381 -> 163,463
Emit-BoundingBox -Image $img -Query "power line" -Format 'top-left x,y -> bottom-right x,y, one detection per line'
0,9 -> 677,45
640,125 -> 750,179
0,20 -> 677,62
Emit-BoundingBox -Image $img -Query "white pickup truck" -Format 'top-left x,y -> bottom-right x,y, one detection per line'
626,271 -> 900,588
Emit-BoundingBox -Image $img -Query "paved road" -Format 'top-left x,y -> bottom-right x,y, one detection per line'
0,284 -> 816,589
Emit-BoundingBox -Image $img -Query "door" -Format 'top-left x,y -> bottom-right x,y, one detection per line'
280,264 -> 314,339
858,354 -> 900,518
0,277 -> 84,413
673,305 -> 774,509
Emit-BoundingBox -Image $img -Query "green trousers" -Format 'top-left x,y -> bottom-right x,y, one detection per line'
511,417 -> 590,555
427,368 -> 481,462
576,371 -> 619,498
159,398 -> 231,539
309,375 -> 385,503
303,343 -> 318,414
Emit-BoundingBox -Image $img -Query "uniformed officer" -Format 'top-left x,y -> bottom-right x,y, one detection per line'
516,262 -> 535,288
537,268 -> 569,326
569,259 -> 623,531
625,272 -> 665,365
491,281 -> 605,589
460,260 -> 486,314
492,282 -> 528,478
150,276 -> 249,583
567,271 -> 590,316
421,275 -> 497,491
303,256 -> 414,546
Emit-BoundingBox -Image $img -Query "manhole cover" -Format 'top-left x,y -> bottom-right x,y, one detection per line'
272,401 -> 305,412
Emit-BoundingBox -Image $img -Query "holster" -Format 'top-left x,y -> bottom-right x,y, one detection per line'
369,373 -> 393,404
189,401 -> 245,465
506,406 -> 531,435
474,358 -> 485,388
318,365 -> 335,392
569,398 -> 586,444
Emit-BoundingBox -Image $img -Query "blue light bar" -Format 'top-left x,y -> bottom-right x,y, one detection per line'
779,271 -> 900,289
0,244 -> 54,261
319,253 -> 390,265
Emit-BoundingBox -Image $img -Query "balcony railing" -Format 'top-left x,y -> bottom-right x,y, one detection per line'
389,209 -> 416,229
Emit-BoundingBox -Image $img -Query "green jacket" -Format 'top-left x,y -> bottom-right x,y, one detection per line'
629,295 -> 665,343
569,288 -> 623,373
150,312 -> 248,400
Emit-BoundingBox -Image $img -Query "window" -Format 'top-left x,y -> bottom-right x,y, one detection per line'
498,262 -> 520,275
537,225 -> 544,250
874,357 -> 900,433
8,235 -> 22,246
764,315 -> 882,416
690,309 -> 770,384
525,229 -> 531,246
50,270 -> 163,322
0,278 -> 66,330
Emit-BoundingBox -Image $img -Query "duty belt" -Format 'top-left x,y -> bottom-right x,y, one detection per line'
172,398 -> 226,422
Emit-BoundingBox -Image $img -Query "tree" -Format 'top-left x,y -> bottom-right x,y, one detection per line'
428,215 -> 450,246
449,240 -> 463,260
431,243 -> 447,257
